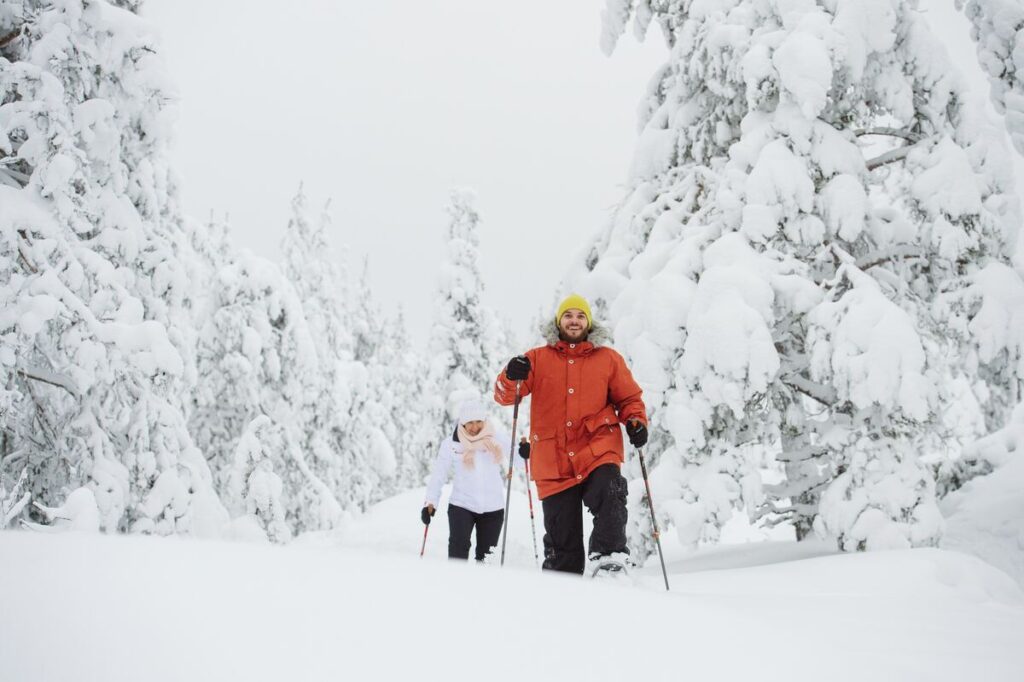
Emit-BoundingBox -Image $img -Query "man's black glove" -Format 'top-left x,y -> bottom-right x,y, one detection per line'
421,506 -> 436,525
505,355 -> 531,381
626,420 -> 648,448
518,438 -> 530,460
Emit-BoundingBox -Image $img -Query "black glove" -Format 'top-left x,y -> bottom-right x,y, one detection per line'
421,506 -> 436,525
518,438 -> 530,460
505,355 -> 531,381
626,420 -> 648,448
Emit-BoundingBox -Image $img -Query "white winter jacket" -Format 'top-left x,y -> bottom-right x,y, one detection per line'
424,424 -> 517,514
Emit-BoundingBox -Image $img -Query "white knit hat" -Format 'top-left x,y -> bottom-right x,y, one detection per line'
457,399 -> 487,425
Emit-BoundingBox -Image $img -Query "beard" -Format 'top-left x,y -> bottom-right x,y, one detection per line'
558,325 -> 589,343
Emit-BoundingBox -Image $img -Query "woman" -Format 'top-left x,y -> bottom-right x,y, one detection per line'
421,398 -> 527,561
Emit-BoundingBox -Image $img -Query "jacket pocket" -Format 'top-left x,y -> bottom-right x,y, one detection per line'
583,405 -> 619,433
581,405 -> 623,467
528,428 -> 563,481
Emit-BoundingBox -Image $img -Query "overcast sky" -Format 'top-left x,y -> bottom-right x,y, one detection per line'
144,0 -> 666,346
144,1 -> 1022,349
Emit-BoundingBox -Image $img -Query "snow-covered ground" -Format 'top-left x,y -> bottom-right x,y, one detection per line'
942,452 -> 1024,588
3,487 -> 1022,682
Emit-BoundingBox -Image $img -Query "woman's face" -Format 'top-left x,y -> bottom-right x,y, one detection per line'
463,420 -> 485,437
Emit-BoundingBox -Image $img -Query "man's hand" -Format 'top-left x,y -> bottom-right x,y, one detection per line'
518,437 -> 530,460
626,420 -> 648,448
421,504 -> 436,525
505,355 -> 531,381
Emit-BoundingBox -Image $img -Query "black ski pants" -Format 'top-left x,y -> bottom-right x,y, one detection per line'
541,463 -> 629,574
447,505 -> 504,562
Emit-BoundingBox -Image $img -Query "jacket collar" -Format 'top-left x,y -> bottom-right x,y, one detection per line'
541,319 -> 611,355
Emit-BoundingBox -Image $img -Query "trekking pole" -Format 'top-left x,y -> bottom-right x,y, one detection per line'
636,443 -> 670,591
419,523 -> 430,558
523,442 -> 540,566
499,381 -> 522,566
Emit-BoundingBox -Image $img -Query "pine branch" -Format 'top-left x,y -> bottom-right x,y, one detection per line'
22,381 -> 59,450
17,366 -> 79,397
0,27 -> 21,49
0,167 -> 29,188
781,374 -> 837,406
775,443 -> 830,463
855,245 -> 926,271
3,492 -> 30,525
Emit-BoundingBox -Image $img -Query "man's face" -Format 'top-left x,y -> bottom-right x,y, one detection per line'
558,309 -> 589,343
463,420 -> 485,437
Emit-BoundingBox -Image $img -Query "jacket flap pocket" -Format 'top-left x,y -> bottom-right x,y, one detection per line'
583,406 -> 618,433
530,427 -> 557,442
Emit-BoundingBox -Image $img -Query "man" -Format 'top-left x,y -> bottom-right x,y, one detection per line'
494,294 -> 648,575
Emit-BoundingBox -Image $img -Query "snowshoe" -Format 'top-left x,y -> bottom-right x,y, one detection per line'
588,552 -> 631,579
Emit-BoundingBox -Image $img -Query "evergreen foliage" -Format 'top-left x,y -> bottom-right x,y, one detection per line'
587,0 -> 1024,555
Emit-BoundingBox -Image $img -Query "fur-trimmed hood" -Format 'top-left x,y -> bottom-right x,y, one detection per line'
541,319 -> 612,348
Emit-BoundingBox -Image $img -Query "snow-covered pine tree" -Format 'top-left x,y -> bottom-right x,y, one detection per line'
0,0 -> 225,534
585,0 -> 1021,555
426,190 -> 509,440
280,189 -> 396,511
957,0 -> 1024,155
280,189 -> 352,503
344,259 -> 397,507
190,236 -> 342,540
377,307 -> 432,491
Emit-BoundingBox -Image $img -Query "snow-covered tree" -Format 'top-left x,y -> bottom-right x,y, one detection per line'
426,190 -> 509,439
190,242 -> 341,539
0,0 -> 224,533
344,259 -> 398,506
584,0 -> 1022,555
957,0 -> 1024,155
377,307 -> 432,490
280,189 -> 395,511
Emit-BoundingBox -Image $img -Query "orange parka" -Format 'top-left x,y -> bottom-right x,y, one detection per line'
493,322 -> 647,499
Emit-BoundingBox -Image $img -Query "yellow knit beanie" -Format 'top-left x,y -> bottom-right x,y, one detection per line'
555,294 -> 592,329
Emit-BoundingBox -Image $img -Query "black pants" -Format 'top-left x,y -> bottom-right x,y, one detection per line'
541,463 -> 628,574
447,505 -> 505,561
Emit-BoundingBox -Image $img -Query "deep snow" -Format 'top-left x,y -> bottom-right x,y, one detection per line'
2,486 -> 1022,682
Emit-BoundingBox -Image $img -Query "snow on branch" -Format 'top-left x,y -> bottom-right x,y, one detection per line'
781,373 -> 837,406
17,365 -> 79,397
1,470 -> 31,528
855,245 -> 926,271
866,145 -> 916,171
854,127 -> 925,143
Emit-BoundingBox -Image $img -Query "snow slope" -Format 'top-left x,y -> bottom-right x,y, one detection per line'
3,488 -> 1023,682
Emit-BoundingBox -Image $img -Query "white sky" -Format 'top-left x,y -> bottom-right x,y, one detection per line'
145,1 -> 1023,348
144,0 -> 666,346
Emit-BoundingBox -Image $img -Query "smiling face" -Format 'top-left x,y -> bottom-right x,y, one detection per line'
558,308 -> 589,343
462,420 -> 485,437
